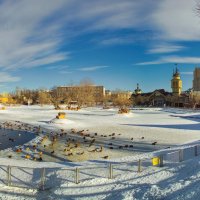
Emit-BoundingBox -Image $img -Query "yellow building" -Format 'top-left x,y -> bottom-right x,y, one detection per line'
171,68 -> 182,95
111,91 -> 132,100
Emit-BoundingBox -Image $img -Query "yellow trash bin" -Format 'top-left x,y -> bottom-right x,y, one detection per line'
152,157 -> 160,166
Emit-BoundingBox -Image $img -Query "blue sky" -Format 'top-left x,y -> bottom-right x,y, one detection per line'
0,0 -> 200,93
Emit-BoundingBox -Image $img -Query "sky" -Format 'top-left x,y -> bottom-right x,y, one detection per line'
0,0 -> 200,93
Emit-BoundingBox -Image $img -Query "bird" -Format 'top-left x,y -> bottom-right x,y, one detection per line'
152,142 -> 157,145
141,137 -> 144,139
88,149 -> 96,152
51,150 -> 55,154
39,156 -> 43,161
96,146 -> 103,152
102,156 -> 109,159
77,151 -> 84,155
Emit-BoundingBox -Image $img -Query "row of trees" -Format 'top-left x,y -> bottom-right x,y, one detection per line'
10,81 -> 133,109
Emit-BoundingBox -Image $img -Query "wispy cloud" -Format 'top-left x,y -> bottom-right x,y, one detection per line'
0,0 -> 199,86
78,66 -> 109,71
151,0 -> 200,41
136,56 -> 200,65
147,44 -> 186,54
59,70 -> 73,74
181,72 -> 193,75
0,0 -> 70,71
46,65 -> 70,70
0,72 -> 20,83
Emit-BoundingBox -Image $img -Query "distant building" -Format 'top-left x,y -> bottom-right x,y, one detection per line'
171,67 -> 182,96
132,67 -> 190,107
105,90 -> 112,97
191,67 -> 200,107
56,85 -> 105,102
111,91 -> 132,100
193,67 -> 200,91
134,83 -> 142,95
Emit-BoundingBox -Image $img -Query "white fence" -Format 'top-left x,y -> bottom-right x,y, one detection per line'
1,144 -> 200,190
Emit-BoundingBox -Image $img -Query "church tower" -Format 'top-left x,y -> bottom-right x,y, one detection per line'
171,67 -> 182,95
135,83 -> 142,95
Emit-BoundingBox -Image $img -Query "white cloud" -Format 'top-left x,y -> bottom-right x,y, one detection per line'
100,37 -> 134,46
59,71 -> 73,74
0,0 -> 199,74
136,56 -> 200,65
147,44 -> 186,54
151,0 -> 200,41
46,65 -> 69,70
79,66 -> 109,71
0,72 -> 20,83
0,0 -> 70,70
181,72 -> 193,75
0,0 -> 148,71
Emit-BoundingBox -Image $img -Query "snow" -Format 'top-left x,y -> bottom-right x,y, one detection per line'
0,106 -> 200,199
49,118 -> 76,125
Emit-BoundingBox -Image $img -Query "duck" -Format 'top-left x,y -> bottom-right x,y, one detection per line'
152,142 -> 157,145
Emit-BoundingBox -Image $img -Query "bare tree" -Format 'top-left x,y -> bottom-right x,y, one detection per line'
38,89 -> 51,106
76,79 -> 96,107
50,87 -> 64,109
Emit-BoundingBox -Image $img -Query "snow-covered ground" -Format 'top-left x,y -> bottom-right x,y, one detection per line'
1,105 -> 200,145
0,105 -> 200,199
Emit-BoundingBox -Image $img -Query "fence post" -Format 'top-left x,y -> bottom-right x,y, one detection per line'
179,149 -> 183,162
40,168 -> 45,190
108,163 -> 113,179
7,166 -> 11,186
75,168 -> 79,184
195,146 -> 198,157
159,155 -> 164,167
138,159 -> 142,172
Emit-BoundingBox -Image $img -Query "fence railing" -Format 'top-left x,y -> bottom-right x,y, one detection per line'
1,144 -> 200,190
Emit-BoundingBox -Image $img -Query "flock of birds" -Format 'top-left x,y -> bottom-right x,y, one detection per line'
0,121 -> 159,162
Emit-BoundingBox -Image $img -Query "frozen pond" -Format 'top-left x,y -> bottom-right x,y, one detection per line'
0,129 -> 35,150
0,106 -> 200,162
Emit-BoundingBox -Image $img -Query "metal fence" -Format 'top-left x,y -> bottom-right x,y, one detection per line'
1,144 -> 200,190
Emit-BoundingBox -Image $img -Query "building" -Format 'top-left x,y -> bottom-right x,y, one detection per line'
111,91 -> 132,100
105,90 -> 112,97
132,89 -> 172,107
56,85 -> 105,102
193,67 -> 200,91
191,67 -> 200,107
134,83 -> 142,95
132,68 -> 190,107
171,68 -> 182,95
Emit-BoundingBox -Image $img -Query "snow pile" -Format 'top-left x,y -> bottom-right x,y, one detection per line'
49,118 -> 75,125
116,112 -> 134,117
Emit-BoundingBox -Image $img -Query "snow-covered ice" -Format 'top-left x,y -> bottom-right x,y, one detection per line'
0,106 -> 199,199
